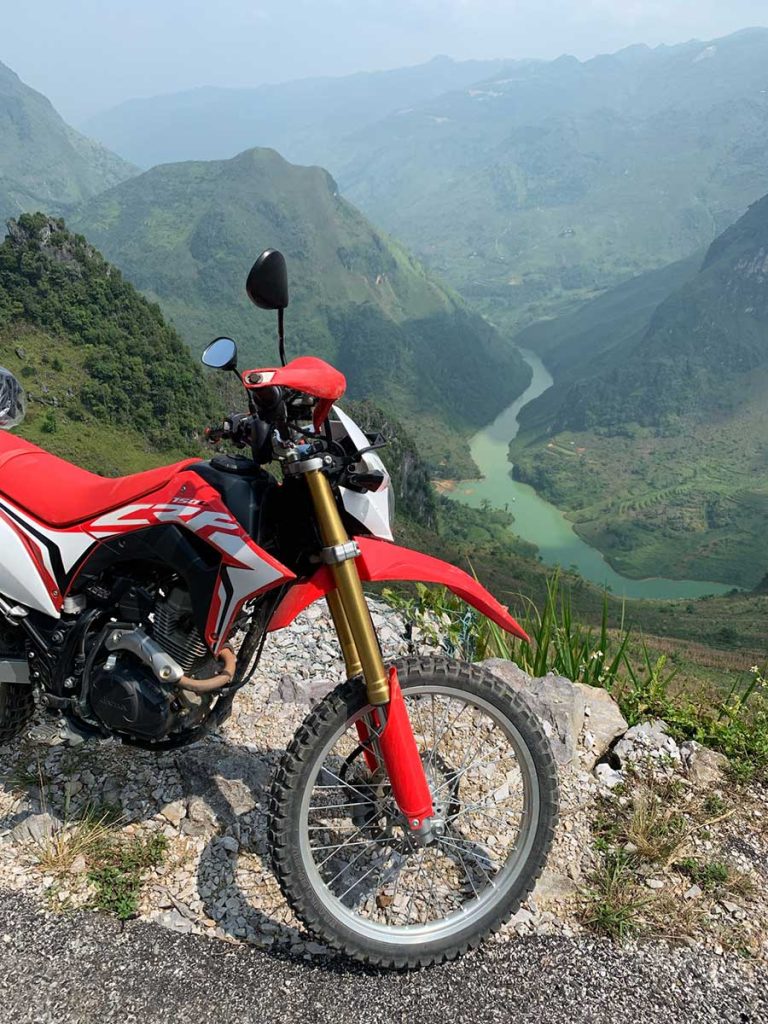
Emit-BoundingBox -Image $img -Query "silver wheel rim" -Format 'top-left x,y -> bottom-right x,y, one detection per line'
298,681 -> 541,947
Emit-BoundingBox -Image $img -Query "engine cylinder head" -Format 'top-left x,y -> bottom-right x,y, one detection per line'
152,587 -> 208,673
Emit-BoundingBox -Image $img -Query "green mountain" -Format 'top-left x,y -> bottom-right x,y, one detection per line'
0,213 -> 216,473
0,61 -> 135,224
511,251 -> 702,432
331,28 -> 768,332
553,193 -> 768,431
0,215 -> 442,541
510,192 -> 768,588
83,56 -> 510,170
71,147 -> 530,473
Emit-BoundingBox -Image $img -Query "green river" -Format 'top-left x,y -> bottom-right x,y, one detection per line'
448,349 -> 734,600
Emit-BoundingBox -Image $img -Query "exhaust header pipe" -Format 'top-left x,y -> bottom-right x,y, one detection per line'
105,628 -> 236,693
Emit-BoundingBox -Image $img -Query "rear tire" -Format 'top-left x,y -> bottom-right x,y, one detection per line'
0,682 -> 35,746
269,656 -> 559,968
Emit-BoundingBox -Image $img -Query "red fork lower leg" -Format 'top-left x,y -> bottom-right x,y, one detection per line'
377,666 -> 434,829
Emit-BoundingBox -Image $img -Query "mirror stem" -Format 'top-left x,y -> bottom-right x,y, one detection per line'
278,308 -> 286,367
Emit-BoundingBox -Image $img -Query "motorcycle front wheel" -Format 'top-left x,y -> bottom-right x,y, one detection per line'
269,656 -> 559,968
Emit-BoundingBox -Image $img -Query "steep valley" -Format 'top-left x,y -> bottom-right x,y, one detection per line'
509,193 -> 768,588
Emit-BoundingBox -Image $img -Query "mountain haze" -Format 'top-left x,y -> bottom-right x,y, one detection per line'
0,61 -> 135,223
80,30 -> 768,335
83,56 -> 511,170
335,28 -> 768,329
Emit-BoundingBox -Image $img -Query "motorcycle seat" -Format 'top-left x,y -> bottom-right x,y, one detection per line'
0,432 -> 198,528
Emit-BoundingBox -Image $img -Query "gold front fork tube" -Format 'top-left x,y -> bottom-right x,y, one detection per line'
304,468 -> 390,705
326,589 -> 362,679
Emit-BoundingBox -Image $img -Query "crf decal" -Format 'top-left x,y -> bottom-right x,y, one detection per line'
87,493 -> 294,651
89,503 -> 241,537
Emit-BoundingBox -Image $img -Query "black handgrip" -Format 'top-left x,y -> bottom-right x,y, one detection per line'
251,385 -> 284,417
205,413 -> 250,446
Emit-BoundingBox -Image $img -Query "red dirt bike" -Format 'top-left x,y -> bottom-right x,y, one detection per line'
0,249 -> 557,967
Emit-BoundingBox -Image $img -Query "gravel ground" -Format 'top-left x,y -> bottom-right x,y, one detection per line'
0,598 -> 765,960
0,598 -> 765,1017
0,889 -> 765,1024
0,600 -> 601,948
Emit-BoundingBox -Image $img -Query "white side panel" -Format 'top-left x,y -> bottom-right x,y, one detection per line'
210,530 -> 286,638
14,518 -> 95,574
0,496 -> 96,574
0,518 -> 58,616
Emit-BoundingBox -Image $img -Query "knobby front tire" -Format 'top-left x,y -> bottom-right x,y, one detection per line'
269,656 -> 559,968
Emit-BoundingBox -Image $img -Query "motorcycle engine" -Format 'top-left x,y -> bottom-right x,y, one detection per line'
88,585 -> 215,742
89,656 -> 176,740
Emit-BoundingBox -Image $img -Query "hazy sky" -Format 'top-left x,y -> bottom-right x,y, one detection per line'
3,0 -> 768,123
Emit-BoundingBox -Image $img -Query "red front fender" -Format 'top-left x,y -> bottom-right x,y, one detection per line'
268,537 -> 529,641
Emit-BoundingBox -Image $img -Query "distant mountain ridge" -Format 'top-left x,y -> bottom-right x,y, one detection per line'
83,56 -> 512,169
334,28 -> 768,330
71,147 -> 530,471
0,60 -> 135,223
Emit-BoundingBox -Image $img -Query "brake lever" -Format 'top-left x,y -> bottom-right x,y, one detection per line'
204,425 -> 226,445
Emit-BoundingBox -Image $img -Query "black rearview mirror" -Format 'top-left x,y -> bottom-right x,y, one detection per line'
246,249 -> 289,310
201,337 -> 238,371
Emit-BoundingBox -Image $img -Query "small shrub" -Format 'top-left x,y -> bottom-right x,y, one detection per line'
40,409 -> 58,434
580,851 -> 648,940
35,809 -> 118,875
674,857 -> 754,899
87,832 -> 168,919
675,857 -> 729,892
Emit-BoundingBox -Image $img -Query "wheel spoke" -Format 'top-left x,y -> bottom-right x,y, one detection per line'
337,846 -> 396,903
314,819 -> 381,868
401,849 -> 427,925
313,772 -> 379,804
428,699 -> 469,772
445,801 -> 526,829
436,836 -> 497,887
